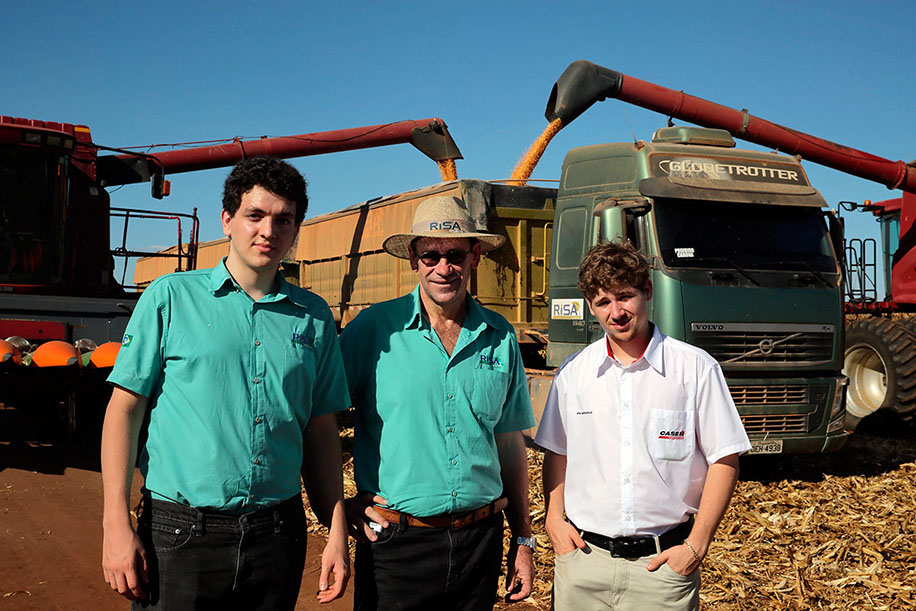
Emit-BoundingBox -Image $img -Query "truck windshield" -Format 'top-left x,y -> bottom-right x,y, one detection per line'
654,198 -> 836,273
0,146 -> 68,285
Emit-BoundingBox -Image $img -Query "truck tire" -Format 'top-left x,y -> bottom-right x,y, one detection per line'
844,318 -> 916,429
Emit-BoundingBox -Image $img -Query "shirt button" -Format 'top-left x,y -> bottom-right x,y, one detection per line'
255,417 -> 262,424
253,377 -> 261,384
447,393 -> 453,399
623,478 -> 630,484
447,427 -> 454,433
250,494 -> 255,499
254,340 -> 261,346
452,491 -> 458,497
253,458 -> 260,465
452,460 -> 458,465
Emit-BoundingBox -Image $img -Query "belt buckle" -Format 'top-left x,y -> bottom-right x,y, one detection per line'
610,538 -> 627,557
450,514 -> 468,529
611,537 -> 640,558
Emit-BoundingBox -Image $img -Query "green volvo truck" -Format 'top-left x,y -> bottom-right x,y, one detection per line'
542,125 -> 847,454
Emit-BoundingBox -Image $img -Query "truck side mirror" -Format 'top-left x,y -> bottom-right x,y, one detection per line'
620,201 -> 652,218
595,200 -> 621,243
594,198 -> 651,243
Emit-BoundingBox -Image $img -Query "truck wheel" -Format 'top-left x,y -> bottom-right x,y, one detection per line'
844,318 -> 916,429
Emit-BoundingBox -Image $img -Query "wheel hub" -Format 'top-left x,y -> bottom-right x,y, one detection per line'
843,343 -> 887,418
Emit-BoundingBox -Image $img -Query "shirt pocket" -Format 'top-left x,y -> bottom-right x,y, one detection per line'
282,344 -> 317,419
467,369 -> 510,426
648,408 -> 694,461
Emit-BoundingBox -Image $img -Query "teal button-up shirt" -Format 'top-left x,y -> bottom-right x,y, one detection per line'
109,261 -> 350,513
340,286 -> 534,517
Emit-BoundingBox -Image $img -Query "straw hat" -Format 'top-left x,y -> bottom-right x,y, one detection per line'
382,195 -> 506,259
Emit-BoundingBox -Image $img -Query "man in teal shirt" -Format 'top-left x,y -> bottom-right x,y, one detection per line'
101,157 -> 350,609
341,194 -> 536,609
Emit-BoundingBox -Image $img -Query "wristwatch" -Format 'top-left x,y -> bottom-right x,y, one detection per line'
515,536 -> 536,551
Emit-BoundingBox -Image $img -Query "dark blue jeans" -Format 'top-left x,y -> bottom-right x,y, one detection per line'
132,495 -> 307,610
354,512 -> 504,611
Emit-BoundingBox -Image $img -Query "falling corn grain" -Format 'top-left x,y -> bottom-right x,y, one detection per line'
437,158 -> 457,182
508,118 -> 564,186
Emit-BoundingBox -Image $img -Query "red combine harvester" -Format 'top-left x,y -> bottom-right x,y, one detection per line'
550,60 -> 916,428
841,193 -> 916,426
0,116 -> 460,439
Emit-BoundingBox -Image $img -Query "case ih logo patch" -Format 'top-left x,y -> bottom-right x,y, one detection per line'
658,429 -> 685,440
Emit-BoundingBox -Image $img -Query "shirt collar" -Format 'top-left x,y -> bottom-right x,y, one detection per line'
405,286 -> 424,329
598,323 -> 665,374
404,285 -> 498,334
208,257 -> 298,305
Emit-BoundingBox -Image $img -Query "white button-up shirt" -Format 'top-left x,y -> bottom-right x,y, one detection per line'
535,325 -> 751,538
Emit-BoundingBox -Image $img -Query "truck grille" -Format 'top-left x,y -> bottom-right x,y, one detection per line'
690,323 -> 834,367
730,385 -> 807,405
740,414 -> 808,434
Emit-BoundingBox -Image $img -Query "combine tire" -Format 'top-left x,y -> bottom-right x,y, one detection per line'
844,318 -> 916,429
897,315 -> 916,338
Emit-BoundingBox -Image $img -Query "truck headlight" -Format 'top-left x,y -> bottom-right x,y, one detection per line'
826,376 -> 848,433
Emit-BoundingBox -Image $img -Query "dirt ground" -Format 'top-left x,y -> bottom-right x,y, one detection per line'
2,402 -> 914,610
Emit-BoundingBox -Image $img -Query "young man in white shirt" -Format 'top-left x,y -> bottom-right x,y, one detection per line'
535,239 -> 751,610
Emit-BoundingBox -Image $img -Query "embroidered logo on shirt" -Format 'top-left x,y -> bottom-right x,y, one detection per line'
479,355 -> 503,368
121,334 -> 133,347
658,429 -> 686,440
291,332 -> 313,348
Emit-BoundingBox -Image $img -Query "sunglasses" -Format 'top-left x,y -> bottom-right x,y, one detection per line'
417,249 -> 471,266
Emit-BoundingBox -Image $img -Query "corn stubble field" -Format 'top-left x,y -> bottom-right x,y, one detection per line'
306,416 -> 916,610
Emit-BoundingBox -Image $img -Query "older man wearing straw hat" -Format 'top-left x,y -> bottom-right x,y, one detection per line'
339,194 -> 536,609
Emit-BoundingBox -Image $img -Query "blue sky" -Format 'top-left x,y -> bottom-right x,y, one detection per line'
4,1 -> 913,293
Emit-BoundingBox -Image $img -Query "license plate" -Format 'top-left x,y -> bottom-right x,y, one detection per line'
749,440 -> 783,454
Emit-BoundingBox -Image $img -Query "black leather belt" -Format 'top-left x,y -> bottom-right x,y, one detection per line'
580,518 -> 693,558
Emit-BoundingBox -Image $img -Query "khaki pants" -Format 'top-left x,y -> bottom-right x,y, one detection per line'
553,545 -> 700,610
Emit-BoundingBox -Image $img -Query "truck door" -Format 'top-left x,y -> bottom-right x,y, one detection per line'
546,195 -> 599,366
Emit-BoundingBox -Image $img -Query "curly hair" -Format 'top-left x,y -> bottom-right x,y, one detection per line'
222,156 -> 308,224
577,239 -> 650,301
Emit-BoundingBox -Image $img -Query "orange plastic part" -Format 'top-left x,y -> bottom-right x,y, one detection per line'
30,340 -> 81,368
88,342 -> 121,368
0,339 -> 22,366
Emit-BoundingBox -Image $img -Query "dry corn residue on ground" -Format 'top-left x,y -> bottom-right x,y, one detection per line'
305,417 -> 916,610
